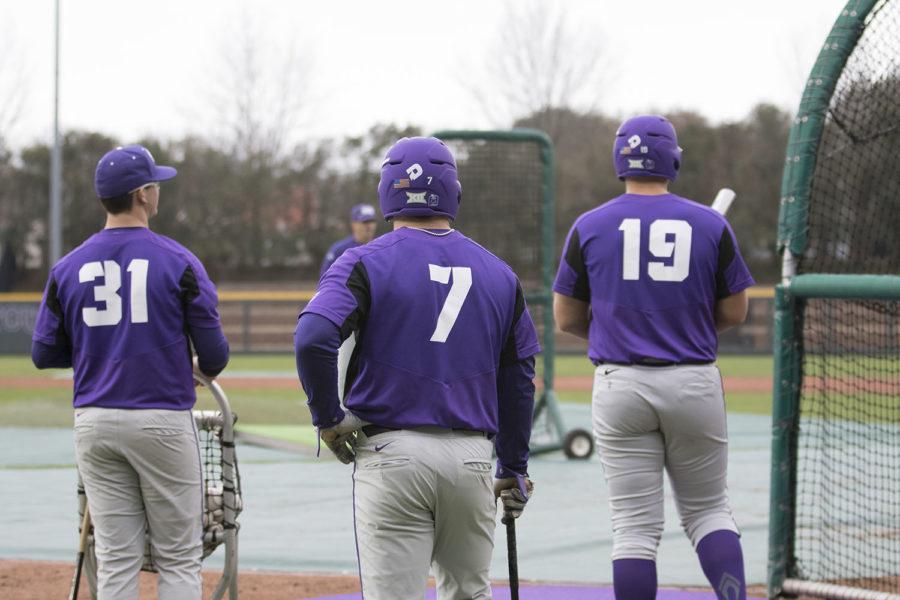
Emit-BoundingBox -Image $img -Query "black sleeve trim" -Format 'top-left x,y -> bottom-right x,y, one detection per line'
341,261 -> 371,340
500,280 -> 527,366
179,265 -> 200,307
46,277 -> 70,346
715,226 -> 737,299
564,228 -> 591,302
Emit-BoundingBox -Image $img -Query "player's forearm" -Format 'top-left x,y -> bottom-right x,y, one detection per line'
31,339 -> 73,369
294,313 -> 345,428
189,325 -> 230,377
495,355 -> 536,477
553,293 -> 591,340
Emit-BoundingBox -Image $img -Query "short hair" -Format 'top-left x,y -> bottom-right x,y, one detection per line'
99,192 -> 135,215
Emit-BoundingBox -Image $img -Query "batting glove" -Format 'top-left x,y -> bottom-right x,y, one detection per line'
318,411 -> 369,464
494,475 -> 534,519
320,429 -> 357,464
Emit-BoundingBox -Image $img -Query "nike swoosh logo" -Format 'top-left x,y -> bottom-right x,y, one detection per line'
603,368 -> 620,376
374,442 -> 393,452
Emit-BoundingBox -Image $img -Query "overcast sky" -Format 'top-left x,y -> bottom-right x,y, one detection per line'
1,0 -> 847,149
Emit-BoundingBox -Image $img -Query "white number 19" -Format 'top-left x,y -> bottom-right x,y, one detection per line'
618,218 -> 692,282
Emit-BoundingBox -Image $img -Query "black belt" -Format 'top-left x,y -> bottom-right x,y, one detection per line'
361,425 -> 400,437
594,359 -> 715,368
362,424 -> 493,439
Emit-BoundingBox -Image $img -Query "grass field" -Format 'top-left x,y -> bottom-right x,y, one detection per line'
0,354 -> 774,428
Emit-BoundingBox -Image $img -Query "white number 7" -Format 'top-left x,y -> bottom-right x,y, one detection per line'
428,264 -> 472,343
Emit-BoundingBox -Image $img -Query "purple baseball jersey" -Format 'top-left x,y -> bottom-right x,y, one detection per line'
303,226 -> 540,432
32,227 -> 221,409
554,193 -> 755,364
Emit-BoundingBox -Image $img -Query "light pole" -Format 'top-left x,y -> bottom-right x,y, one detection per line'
49,0 -> 62,265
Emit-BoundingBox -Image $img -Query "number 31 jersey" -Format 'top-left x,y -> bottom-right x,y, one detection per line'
554,193 -> 754,364
303,226 -> 540,433
32,227 -> 221,410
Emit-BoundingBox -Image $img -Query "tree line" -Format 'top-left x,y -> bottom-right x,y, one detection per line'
0,104 -> 790,289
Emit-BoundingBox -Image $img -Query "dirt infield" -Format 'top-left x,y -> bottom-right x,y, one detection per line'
0,559 -> 361,600
0,560 -> 772,599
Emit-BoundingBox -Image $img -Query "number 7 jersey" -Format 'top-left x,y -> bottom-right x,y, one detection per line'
303,226 -> 541,432
554,193 -> 754,364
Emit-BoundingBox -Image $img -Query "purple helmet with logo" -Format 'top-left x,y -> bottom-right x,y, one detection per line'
378,137 -> 462,221
613,115 -> 682,181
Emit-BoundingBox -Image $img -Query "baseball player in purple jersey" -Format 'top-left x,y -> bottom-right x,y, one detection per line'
319,203 -> 378,278
295,136 -> 540,599
32,145 -> 229,600
553,116 -> 755,600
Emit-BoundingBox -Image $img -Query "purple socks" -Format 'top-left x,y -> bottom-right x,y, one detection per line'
612,558 -> 657,600
696,530 -> 746,600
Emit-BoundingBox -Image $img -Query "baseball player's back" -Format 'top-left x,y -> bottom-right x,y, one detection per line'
295,136 -> 539,600
554,116 -> 754,600
32,145 -> 228,600
556,192 -> 753,365
36,228 -> 219,409
316,226 -> 534,430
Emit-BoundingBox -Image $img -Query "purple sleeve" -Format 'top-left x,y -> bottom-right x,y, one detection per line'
189,325 -> 229,377
32,273 -> 65,345
181,259 -> 221,328
32,339 -> 72,369
294,313 -> 345,428
552,223 -> 590,301
715,221 -> 755,298
495,355 -> 535,479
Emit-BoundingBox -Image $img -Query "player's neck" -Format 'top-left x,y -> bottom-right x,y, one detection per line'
392,216 -> 452,231
104,208 -> 150,229
624,178 -> 669,196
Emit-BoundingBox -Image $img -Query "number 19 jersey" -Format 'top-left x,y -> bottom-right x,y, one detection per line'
553,193 -> 754,364
303,226 -> 540,433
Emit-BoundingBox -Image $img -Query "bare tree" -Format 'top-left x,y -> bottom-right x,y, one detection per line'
0,23 -> 29,145
466,1 -> 613,138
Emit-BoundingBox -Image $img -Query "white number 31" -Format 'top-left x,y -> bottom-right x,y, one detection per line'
78,259 -> 150,327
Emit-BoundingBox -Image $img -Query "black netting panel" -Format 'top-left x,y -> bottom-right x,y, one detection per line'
441,139 -> 547,293
794,297 -> 900,592
801,0 -> 900,274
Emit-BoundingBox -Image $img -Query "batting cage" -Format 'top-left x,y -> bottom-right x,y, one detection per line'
432,129 -> 594,459
768,0 -> 900,598
76,374 -> 242,600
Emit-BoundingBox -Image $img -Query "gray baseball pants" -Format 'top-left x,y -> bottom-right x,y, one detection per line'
353,427 -> 496,600
74,407 -> 203,600
592,363 -> 739,560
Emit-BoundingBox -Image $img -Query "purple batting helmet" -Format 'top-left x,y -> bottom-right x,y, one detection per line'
613,115 -> 682,181
377,137 -> 461,221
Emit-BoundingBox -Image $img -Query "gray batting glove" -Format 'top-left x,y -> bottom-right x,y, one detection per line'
494,476 -> 534,519
320,429 -> 357,464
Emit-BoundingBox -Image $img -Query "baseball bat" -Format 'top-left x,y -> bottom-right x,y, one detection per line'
711,188 -> 736,215
502,513 -> 519,600
68,505 -> 91,600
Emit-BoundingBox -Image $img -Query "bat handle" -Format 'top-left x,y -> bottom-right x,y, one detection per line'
69,505 -> 92,600
503,513 -> 519,600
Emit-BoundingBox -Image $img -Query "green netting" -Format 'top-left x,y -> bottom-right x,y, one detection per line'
436,133 -> 552,294
792,297 -> 900,594
779,0 -> 900,272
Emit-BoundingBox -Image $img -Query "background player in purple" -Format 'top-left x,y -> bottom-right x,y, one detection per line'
32,145 -> 229,600
319,203 -> 378,278
553,116 -> 754,600
295,137 -> 540,599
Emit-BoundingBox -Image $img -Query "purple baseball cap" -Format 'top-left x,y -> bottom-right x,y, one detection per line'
94,144 -> 177,199
351,203 -> 377,222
